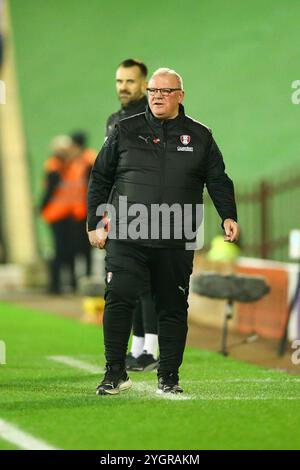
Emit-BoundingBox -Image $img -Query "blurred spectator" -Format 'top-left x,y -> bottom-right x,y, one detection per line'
40,135 -> 93,293
70,131 -> 96,276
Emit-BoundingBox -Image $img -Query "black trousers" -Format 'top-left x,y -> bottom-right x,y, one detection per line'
73,219 -> 92,276
132,292 -> 157,337
49,218 -> 77,294
103,240 -> 194,374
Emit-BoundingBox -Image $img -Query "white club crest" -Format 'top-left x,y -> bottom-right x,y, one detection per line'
180,135 -> 191,145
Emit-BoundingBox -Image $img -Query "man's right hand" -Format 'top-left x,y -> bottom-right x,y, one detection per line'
88,228 -> 108,249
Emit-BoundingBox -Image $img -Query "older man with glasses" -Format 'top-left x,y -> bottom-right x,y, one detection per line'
88,67 -> 239,395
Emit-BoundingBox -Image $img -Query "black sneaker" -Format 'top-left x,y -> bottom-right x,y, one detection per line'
157,372 -> 183,394
125,353 -> 140,371
96,364 -> 132,395
131,351 -> 159,372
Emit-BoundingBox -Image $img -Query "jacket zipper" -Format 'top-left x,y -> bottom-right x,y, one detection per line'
159,122 -> 167,204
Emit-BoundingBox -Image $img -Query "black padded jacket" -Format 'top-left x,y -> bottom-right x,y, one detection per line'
88,104 -> 237,248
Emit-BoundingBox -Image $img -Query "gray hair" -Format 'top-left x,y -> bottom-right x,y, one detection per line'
151,68 -> 184,90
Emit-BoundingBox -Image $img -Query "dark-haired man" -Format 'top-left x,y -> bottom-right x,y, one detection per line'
105,59 -> 148,139
105,59 -> 159,372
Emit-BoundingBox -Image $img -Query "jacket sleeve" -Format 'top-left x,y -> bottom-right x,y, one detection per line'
87,127 -> 119,231
204,135 -> 237,225
39,171 -> 61,211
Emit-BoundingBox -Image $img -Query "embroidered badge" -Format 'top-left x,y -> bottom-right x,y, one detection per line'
180,135 -> 191,145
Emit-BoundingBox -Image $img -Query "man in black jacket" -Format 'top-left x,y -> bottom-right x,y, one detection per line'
88,68 -> 239,396
106,59 -> 159,372
105,59 -> 148,139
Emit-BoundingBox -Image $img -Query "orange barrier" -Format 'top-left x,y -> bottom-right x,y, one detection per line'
236,266 -> 289,339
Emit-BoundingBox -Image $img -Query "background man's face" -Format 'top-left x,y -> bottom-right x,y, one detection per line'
115,65 -> 147,106
148,74 -> 184,120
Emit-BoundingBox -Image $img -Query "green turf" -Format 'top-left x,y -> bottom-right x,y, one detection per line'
0,301 -> 300,450
0,439 -> 19,451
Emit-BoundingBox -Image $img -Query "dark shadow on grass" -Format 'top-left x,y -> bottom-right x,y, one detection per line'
0,373 -> 155,411
0,391 -> 152,412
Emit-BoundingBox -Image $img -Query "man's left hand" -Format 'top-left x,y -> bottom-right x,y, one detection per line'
223,219 -> 240,242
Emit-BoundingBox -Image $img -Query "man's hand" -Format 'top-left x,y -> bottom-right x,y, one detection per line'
223,219 -> 240,242
88,228 -> 108,249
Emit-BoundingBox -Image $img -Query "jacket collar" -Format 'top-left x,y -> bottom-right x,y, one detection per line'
145,103 -> 186,129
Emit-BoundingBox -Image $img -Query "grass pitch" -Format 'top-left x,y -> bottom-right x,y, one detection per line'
0,301 -> 300,450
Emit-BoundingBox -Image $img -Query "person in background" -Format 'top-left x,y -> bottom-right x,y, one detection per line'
70,131 -> 96,277
105,58 -> 148,139
105,59 -> 159,372
41,135 -> 94,293
40,136 -> 77,294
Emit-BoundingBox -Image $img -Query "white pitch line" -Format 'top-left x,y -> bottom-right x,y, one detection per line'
0,419 -> 58,450
47,356 -> 191,400
133,382 -> 192,401
195,396 -> 300,401
46,356 -> 300,401
184,378 -> 300,383
47,356 -> 102,374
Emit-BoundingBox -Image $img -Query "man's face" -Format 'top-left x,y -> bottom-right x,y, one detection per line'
55,146 -> 73,161
116,65 -> 147,106
148,74 -> 184,120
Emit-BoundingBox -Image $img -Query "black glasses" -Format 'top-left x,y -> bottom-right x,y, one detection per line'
146,87 -> 182,96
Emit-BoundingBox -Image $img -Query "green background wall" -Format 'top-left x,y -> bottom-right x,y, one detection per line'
9,0 -> 300,255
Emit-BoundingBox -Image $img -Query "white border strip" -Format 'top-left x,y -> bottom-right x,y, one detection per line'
48,356 -> 102,374
0,419 -> 58,450
195,396 -> 300,401
47,356 -> 191,401
185,378 -> 300,383
46,356 -> 300,401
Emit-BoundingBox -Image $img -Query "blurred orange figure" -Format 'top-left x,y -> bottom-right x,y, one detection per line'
40,134 -> 96,293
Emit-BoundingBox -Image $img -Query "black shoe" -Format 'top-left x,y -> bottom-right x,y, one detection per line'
131,351 -> 159,372
96,364 -> 132,395
157,372 -> 183,394
125,353 -> 140,371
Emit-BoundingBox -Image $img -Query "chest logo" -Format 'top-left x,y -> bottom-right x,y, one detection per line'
180,135 -> 191,145
138,135 -> 151,144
